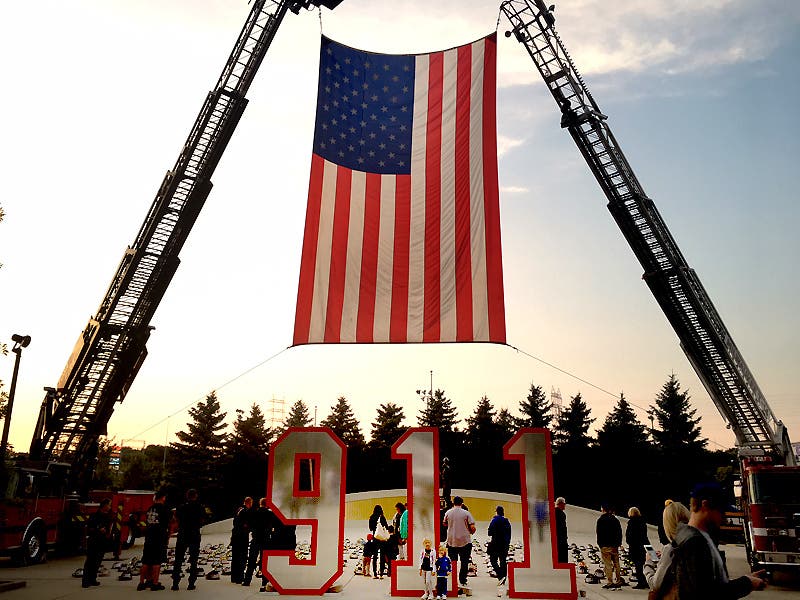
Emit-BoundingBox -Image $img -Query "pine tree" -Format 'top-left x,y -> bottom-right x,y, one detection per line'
517,383 -> 552,429
283,399 -> 313,428
596,393 -> 650,454
369,403 -> 407,449
320,396 -> 366,448
225,403 -> 273,505
649,374 -> 706,455
417,389 -> 459,432
496,408 -> 517,443
168,392 -> 228,510
552,393 -> 594,454
465,396 -> 499,449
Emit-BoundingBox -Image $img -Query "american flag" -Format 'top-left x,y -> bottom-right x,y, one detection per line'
293,34 -> 505,345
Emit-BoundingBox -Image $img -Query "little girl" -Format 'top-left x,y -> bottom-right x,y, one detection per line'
362,534 -> 376,577
434,545 -> 452,600
419,538 -> 434,599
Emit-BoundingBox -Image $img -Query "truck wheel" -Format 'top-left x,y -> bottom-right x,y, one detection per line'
21,524 -> 47,565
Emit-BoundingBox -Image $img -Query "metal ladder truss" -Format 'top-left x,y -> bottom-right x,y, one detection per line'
31,1 -> 321,471
500,0 -> 791,461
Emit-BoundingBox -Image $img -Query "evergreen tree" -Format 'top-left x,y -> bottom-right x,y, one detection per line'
465,396 -> 499,449
649,374 -> 706,455
496,408 -> 517,443
320,396 -> 366,448
516,383 -> 552,429
596,393 -> 650,454
225,403 -> 273,506
168,392 -> 228,513
283,399 -> 313,428
552,393 -> 594,454
369,403 -> 407,449
417,389 -> 459,432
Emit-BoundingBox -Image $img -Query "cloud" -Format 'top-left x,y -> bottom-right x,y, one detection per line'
500,185 -> 530,194
497,135 -> 525,157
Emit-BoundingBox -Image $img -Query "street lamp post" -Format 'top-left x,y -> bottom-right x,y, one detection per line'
1,334 -> 31,460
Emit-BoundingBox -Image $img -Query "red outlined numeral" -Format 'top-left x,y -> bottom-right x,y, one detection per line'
505,429 -> 576,598
264,428 -> 346,595
391,428 -> 440,596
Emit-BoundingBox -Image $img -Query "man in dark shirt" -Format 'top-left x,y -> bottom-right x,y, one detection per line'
82,498 -> 112,588
243,498 -> 280,587
138,490 -> 171,591
230,496 -> 254,584
554,497 -> 568,564
171,489 -> 205,591
596,502 -> 624,590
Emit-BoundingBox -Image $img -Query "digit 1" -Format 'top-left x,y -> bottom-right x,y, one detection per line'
505,428 -> 577,599
390,428 -> 439,596
263,427 -> 346,595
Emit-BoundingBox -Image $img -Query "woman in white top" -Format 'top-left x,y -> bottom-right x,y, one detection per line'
643,500 -> 690,591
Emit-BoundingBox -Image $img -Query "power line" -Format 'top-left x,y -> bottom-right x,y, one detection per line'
508,344 -> 728,450
127,346 -> 290,441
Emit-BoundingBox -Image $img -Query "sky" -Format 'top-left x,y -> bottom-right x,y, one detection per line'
1,0 -> 798,456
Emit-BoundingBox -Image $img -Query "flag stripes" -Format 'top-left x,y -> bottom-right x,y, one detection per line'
293,34 -> 505,345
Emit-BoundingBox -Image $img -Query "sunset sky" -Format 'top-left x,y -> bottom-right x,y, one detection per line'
1,0 -> 798,455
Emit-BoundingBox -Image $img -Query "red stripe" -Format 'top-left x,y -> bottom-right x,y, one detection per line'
324,166 -> 352,343
390,175 -> 411,341
423,52 -> 443,342
293,154 -> 324,345
455,43 -> 474,342
357,174 -> 381,342
481,35 -> 506,343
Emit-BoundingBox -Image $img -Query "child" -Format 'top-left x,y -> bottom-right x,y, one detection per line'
435,545 -> 452,600
419,538 -> 435,600
385,525 -> 400,576
363,534 -> 376,577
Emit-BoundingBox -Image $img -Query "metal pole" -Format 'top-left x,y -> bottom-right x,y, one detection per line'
0,346 -> 24,460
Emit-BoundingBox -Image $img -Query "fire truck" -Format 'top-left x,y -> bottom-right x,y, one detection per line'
0,460 -> 153,564
500,0 -> 800,573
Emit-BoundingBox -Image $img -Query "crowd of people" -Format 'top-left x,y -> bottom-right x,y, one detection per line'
79,481 -> 768,598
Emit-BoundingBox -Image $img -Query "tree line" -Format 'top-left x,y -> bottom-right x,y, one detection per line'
93,373 -> 737,525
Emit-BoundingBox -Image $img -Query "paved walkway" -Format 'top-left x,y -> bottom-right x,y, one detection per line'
1,507 -> 796,599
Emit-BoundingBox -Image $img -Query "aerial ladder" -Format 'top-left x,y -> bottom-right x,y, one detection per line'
500,0 -> 799,572
27,0 -> 342,492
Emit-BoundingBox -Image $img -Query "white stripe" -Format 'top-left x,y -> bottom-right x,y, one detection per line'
439,47 -> 458,342
408,54 -> 429,342
470,39 -> 490,341
340,171 -> 366,343
308,160 -> 338,342
373,175 -> 396,342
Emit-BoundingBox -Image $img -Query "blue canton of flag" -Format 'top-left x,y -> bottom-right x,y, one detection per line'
313,37 -> 414,175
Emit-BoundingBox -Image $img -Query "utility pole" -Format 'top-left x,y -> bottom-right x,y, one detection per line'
0,334 -> 31,460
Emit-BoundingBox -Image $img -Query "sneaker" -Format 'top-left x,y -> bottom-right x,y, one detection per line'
187,583 -> 196,591
137,582 -> 150,591
618,580 -> 629,586
602,583 -> 615,589
259,587 -> 267,593
150,583 -> 166,591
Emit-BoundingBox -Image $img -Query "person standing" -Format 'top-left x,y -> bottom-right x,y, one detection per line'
369,504 -> 390,578
171,489 -> 205,591
487,505 -> 511,596
596,502 -> 624,590
644,500 -> 690,593
554,497 -> 569,564
138,490 -> 171,591
625,506 -> 650,589
671,483 -> 766,599
243,498 -> 278,587
419,538 -> 435,600
230,497 -> 253,584
394,502 -> 409,560
442,496 -> 476,592
434,545 -> 452,600
82,498 -> 112,588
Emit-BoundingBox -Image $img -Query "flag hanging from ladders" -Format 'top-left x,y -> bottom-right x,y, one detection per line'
293,34 -> 505,345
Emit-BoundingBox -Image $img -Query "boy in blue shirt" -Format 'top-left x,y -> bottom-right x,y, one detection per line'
435,545 -> 452,599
